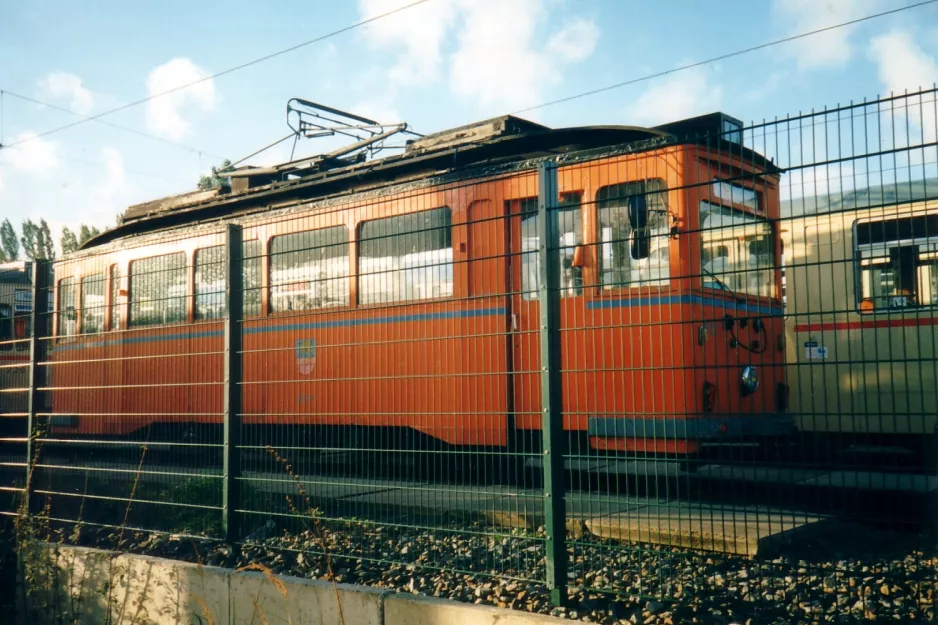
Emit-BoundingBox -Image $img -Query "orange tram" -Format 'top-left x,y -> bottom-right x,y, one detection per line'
46,113 -> 792,461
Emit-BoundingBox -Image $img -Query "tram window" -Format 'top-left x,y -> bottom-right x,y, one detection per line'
129,253 -> 187,327
81,273 -> 105,334
699,202 -> 774,297
856,215 -> 938,311
359,208 -> 453,305
271,228 -> 349,311
110,265 -> 123,330
597,180 -> 670,289
243,240 -> 262,317
195,247 -> 225,320
58,277 -> 78,336
194,241 -> 263,319
520,195 -> 584,300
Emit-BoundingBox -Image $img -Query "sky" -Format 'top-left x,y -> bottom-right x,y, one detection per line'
0,0 -> 936,254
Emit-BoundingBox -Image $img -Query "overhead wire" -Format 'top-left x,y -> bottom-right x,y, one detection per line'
0,0 -> 433,150
0,90 -> 225,159
511,0 -> 938,116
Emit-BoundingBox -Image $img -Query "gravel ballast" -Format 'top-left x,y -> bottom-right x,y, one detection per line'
61,517 -> 937,625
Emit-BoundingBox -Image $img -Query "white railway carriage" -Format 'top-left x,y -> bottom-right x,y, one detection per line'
782,179 -> 938,467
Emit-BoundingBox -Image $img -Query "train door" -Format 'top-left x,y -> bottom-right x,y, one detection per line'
464,199 -> 512,448
509,194 -> 585,441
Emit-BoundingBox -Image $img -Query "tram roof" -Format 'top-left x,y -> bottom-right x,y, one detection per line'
781,176 -> 938,218
0,261 -> 32,285
85,112 -> 778,250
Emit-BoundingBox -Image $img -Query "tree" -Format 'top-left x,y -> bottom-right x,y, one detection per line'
198,159 -> 232,190
38,219 -> 54,261
61,227 -> 80,255
78,224 -> 100,246
0,219 -> 18,261
20,221 -> 38,261
21,219 -> 55,261
60,224 -> 103,256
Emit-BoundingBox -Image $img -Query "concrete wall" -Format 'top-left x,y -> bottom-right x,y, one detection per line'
19,544 -> 571,625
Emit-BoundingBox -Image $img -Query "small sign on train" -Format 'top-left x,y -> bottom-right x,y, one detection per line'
14,290 -> 31,313
803,341 -> 828,360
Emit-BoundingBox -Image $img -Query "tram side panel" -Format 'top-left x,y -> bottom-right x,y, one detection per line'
785,204 -> 938,449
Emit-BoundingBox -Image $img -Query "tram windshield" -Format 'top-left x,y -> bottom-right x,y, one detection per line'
699,199 -> 775,298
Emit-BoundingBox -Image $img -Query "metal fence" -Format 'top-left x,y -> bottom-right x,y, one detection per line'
2,88 -> 937,623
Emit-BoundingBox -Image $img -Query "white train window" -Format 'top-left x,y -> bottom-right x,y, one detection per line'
81,273 -> 105,335
271,228 -> 349,312
193,241 -> 264,320
359,208 -> 452,305
195,246 -> 226,320
856,214 -> 938,312
58,277 -> 77,336
597,180 -> 670,290
520,195 -> 584,300
699,202 -> 774,297
129,253 -> 187,327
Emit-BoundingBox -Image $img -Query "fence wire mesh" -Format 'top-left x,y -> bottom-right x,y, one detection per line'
1,88 -> 937,623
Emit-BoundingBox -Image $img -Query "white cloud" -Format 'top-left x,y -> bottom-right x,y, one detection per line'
624,68 -> 723,127
1,132 -> 60,174
868,31 -> 938,148
772,0 -> 883,70
869,30 -> 938,94
449,0 -> 555,111
92,147 -> 130,203
350,98 -> 402,126
743,71 -> 787,103
52,147 -> 134,253
357,0 -> 599,113
145,58 -> 216,141
359,0 -> 458,89
37,72 -> 95,115
546,18 -> 600,63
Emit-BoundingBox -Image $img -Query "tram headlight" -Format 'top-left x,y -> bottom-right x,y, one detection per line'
741,365 -> 759,397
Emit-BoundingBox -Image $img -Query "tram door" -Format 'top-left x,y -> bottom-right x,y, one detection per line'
509,194 -> 585,438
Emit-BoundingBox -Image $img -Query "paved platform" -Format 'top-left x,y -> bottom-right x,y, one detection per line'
695,464 -> 938,492
584,503 -> 824,556
263,475 -> 826,557
0,457 -> 867,557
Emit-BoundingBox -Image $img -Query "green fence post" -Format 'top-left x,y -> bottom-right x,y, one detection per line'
25,260 -> 50,511
537,160 -> 568,606
223,225 -> 243,544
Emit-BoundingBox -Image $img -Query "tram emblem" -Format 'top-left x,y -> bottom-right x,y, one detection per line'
295,338 -> 317,376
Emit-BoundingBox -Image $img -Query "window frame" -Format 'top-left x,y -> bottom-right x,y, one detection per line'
517,194 -> 586,301
595,179 -> 672,292
80,272 -> 106,335
193,245 -> 227,321
128,251 -> 189,328
697,196 -> 776,299
269,226 -> 351,314
853,214 -> 938,314
56,276 -> 78,339
357,206 -> 455,306
191,240 -> 264,320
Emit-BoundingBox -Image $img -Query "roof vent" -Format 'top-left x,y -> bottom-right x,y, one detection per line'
405,115 -> 548,154
654,112 -> 744,146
